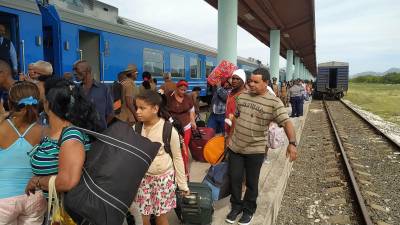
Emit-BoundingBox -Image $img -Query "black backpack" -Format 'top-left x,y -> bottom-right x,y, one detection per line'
134,121 -> 173,155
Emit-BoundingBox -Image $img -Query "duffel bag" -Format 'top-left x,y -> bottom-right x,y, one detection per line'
189,127 -> 215,162
202,162 -> 230,201
64,120 -> 161,225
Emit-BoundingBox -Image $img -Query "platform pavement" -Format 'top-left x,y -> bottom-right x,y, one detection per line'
166,101 -> 311,225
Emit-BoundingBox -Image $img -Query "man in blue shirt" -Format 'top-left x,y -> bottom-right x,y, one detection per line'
73,60 -> 114,130
0,24 -> 18,75
207,80 -> 230,134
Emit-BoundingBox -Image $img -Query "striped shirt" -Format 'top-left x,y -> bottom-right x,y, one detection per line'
228,92 -> 289,154
29,127 -> 91,176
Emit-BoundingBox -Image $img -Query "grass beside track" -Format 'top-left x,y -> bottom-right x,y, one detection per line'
344,83 -> 400,125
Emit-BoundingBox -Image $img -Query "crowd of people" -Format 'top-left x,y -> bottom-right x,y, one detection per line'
0,25 -> 306,224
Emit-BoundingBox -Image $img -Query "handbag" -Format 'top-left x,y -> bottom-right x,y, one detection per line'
47,176 -> 76,225
268,122 -> 286,149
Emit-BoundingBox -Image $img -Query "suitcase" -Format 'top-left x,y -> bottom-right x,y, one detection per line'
202,162 -> 230,201
189,128 -> 215,162
177,182 -> 214,225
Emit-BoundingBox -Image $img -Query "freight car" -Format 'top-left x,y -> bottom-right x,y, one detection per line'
314,61 -> 349,99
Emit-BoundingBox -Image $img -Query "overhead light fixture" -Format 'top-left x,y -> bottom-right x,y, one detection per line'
283,33 -> 290,38
244,13 -> 255,21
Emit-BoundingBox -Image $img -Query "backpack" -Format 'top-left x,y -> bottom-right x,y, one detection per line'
134,121 -> 173,155
134,120 -> 190,178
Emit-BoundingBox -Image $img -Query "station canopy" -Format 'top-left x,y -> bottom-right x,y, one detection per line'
205,0 -> 316,75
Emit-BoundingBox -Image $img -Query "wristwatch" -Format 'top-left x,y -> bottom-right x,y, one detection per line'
289,141 -> 297,147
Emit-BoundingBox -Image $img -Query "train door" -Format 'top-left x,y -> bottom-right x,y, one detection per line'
79,30 -> 100,81
0,12 -> 19,73
329,68 -> 338,89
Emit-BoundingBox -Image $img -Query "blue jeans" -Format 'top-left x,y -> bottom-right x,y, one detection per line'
207,113 -> 225,134
290,96 -> 304,117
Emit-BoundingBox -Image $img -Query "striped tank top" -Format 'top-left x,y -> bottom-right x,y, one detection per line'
29,127 -> 91,176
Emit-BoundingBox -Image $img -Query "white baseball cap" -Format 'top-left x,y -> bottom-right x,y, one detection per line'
232,69 -> 246,83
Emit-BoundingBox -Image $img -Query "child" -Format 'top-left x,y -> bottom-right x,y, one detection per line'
132,90 -> 190,225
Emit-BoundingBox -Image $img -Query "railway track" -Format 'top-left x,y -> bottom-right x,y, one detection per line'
323,99 -> 400,225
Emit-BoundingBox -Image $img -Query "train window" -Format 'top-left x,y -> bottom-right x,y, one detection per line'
206,61 -> 214,78
143,48 -> 164,77
190,57 -> 201,79
170,53 -> 185,78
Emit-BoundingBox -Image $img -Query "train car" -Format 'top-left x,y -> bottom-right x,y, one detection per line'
0,0 -> 260,98
315,61 -> 349,99
45,0 -> 260,96
0,0 -> 44,74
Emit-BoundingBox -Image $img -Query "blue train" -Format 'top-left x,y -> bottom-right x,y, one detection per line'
0,0 -> 260,98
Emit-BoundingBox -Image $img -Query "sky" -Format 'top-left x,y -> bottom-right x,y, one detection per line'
100,0 -> 400,75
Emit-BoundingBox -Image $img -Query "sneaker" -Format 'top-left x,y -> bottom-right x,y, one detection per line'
238,213 -> 253,225
225,209 -> 242,224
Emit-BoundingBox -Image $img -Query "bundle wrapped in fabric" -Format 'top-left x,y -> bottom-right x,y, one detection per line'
64,120 -> 161,225
207,60 -> 238,86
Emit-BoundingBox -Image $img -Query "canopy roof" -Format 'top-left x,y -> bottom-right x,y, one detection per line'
206,0 -> 316,75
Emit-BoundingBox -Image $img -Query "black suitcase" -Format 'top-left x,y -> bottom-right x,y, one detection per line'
177,182 -> 214,225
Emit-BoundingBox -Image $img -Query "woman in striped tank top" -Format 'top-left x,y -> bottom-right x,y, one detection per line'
25,78 -> 100,200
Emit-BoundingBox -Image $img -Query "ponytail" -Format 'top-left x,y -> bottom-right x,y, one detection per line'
8,81 -> 40,124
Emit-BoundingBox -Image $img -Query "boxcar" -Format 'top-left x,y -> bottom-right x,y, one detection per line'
315,61 -> 349,99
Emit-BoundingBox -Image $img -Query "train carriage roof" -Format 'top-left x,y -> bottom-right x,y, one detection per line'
48,0 -> 259,66
318,61 -> 349,67
0,0 -> 41,15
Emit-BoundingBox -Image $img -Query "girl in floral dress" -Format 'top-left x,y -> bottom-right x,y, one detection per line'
133,90 -> 189,225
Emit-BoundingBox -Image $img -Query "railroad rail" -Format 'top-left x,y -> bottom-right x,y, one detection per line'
323,100 -> 373,225
339,99 -> 400,149
323,99 -> 399,225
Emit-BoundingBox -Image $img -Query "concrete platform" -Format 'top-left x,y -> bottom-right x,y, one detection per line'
167,101 -> 311,225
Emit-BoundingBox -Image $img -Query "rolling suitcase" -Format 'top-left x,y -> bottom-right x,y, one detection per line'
189,128 -> 215,162
177,182 -> 214,225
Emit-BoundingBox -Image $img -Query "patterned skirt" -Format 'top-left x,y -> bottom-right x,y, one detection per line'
135,170 -> 176,216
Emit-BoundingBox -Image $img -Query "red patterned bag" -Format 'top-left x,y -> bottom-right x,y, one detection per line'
207,60 -> 238,86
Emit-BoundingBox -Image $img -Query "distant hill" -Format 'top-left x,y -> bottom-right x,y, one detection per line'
351,67 -> 400,77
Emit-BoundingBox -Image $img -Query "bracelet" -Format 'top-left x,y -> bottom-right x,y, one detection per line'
35,177 -> 41,189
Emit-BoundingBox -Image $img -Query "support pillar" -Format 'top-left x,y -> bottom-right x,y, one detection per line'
217,0 -> 238,64
294,56 -> 300,79
286,50 -> 293,81
269,29 -> 280,82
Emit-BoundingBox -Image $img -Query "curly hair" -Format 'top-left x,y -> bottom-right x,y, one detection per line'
44,77 -> 101,131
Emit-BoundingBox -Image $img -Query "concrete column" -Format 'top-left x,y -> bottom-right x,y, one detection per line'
294,56 -> 300,79
300,62 -> 304,80
269,29 -> 280,82
286,50 -> 293,81
217,0 -> 238,65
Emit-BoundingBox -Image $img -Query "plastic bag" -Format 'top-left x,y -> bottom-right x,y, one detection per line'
268,122 -> 286,149
207,60 -> 237,86
47,176 -> 76,225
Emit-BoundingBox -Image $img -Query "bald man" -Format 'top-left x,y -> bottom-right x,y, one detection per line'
0,24 -> 17,75
0,59 -> 15,113
73,60 -> 113,130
